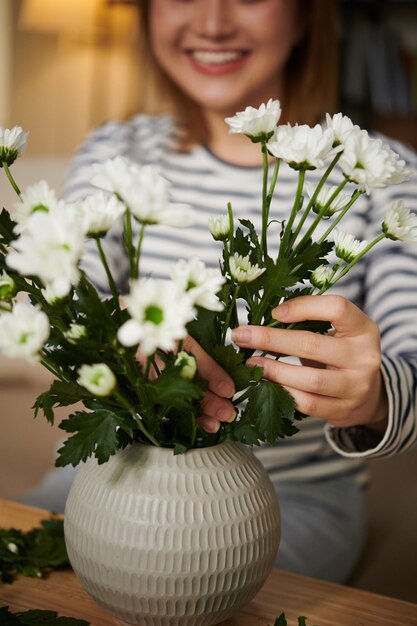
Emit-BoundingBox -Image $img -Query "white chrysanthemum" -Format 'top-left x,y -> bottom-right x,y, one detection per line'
117,278 -> 195,355
326,113 -> 358,145
382,201 -> 417,242
7,207 -> 85,298
267,123 -> 341,170
171,257 -> 225,311
0,302 -> 50,361
304,182 -> 351,217
0,271 -> 15,301
208,215 -> 230,241
12,181 -> 58,232
91,155 -> 137,195
0,126 -> 29,166
333,229 -> 368,262
64,323 -> 87,343
77,363 -> 116,397
77,191 -> 125,236
229,253 -> 266,283
92,159 -> 195,228
339,129 -> 412,193
124,165 -> 195,227
175,351 -> 197,380
310,265 -> 335,290
224,99 -> 282,140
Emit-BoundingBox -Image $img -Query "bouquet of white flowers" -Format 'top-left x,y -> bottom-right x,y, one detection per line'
0,101 -> 415,467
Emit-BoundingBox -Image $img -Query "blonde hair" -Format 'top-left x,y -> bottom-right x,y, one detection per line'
135,0 -> 339,148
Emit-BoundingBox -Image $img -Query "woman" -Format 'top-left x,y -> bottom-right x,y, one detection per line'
24,0 -> 417,583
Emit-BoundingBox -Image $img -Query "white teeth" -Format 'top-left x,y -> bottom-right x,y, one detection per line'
190,50 -> 244,65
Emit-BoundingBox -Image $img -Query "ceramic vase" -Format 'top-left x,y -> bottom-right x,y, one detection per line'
64,441 -> 280,626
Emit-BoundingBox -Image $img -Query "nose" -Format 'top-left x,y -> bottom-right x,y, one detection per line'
193,0 -> 235,40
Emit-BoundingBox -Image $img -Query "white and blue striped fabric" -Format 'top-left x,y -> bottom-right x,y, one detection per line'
63,114 -> 417,488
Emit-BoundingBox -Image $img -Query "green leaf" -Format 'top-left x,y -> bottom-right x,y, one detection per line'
33,380 -> 85,424
239,218 -> 261,260
289,238 -> 334,281
289,320 -> 332,334
0,208 -> 17,245
246,380 -> 296,444
56,409 -> 130,467
188,306 -> 222,348
147,366 -> 204,410
10,608 -> 89,626
209,344 -> 262,392
271,613 -> 287,626
0,606 -> 20,626
233,227 -> 252,257
228,411 -> 262,446
0,519 -> 69,584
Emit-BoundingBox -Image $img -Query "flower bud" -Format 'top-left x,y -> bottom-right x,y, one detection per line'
208,215 -> 230,241
0,271 -> 15,301
175,351 -> 197,380
0,126 -> 29,166
77,363 -> 117,397
64,323 -> 87,344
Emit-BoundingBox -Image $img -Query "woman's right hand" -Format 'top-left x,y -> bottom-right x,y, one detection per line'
181,336 -> 236,433
135,335 -> 236,433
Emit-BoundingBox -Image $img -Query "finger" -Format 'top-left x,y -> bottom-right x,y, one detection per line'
196,416 -> 220,433
246,357 -> 348,398
200,390 -> 237,423
233,325 -> 344,368
272,295 -> 370,337
183,336 -> 235,397
279,384 -> 351,425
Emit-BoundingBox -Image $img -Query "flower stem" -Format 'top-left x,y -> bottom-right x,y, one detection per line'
95,238 -> 119,301
2,163 -> 21,197
123,209 -> 135,276
114,390 -> 160,446
289,152 -> 342,249
133,223 -> 145,280
227,202 -> 234,256
267,157 -> 280,209
222,284 -> 240,343
317,189 -> 364,244
329,233 -> 385,287
261,142 -> 269,259
290,178 -> 349,258
279,169 -> 306,258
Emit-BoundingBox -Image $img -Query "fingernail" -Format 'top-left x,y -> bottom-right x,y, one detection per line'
216,381 -> 235,398
198,418 -> 221,433
216,407 -> 237,423
273,303 -> 289,320
246,358 -> 261,368
231,327 -> 251,344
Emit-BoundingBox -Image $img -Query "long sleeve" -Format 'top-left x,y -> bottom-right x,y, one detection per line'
326,138 -> 417,458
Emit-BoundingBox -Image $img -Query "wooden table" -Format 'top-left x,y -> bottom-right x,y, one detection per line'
1,499 -> 416,626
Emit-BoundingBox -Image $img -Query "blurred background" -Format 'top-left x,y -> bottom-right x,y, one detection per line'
1,0 -> 417,604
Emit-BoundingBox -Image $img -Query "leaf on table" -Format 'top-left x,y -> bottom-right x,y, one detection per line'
0,607 -> 90,626
0,519 -> 69,584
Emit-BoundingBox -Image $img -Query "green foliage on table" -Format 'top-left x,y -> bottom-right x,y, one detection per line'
0,519 -> 69,584
0,607 -> 89,626
270,613 -> 318,626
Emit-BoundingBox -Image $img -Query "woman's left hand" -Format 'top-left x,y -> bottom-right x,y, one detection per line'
231,295 -> 388,432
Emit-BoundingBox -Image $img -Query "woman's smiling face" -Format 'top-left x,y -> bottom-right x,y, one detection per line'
149,0 -> 303,118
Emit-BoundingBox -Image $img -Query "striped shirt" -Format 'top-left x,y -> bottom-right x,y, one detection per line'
63,114 -> 417,486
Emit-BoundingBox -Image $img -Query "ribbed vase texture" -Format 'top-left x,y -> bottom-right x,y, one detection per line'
64,441 -> 280,626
